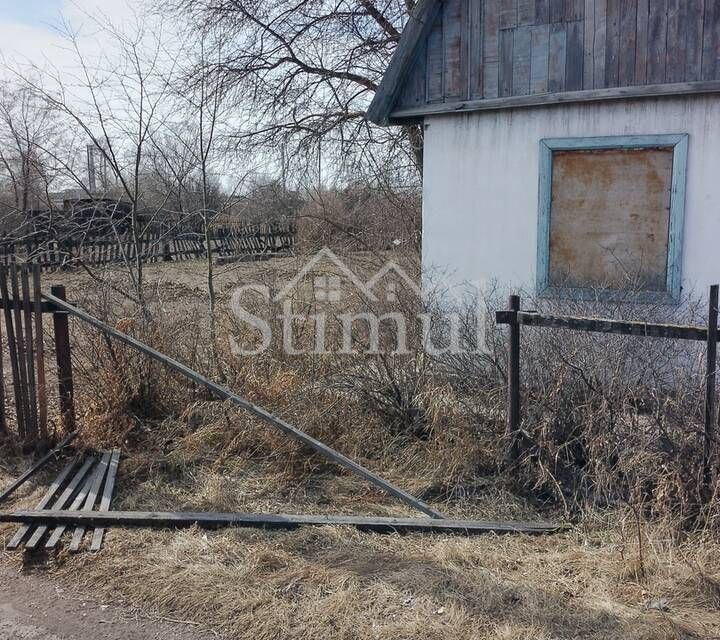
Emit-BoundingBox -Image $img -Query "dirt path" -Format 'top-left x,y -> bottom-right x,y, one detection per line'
0,565 -> 218,640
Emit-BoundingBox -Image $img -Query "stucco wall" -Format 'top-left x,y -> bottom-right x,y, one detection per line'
422,95 -> 720,299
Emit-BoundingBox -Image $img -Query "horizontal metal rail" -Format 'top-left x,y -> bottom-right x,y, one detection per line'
0,509 -> 566,536
42,292 -> 445,520
496,310 -> 711,341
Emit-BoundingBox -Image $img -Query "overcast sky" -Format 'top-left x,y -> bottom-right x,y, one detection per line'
0,0 -> 62,25
0,0 -> 144,67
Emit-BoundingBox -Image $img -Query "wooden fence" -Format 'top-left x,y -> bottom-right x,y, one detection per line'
0,223 -> 294,449
0,265 -> 75,452
0,222 -> 295,271
496,284 -> 720,499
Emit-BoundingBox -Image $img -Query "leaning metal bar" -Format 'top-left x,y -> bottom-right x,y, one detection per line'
43,292 -> 445,519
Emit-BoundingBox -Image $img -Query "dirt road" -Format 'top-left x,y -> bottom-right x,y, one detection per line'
0,565 -> 217,640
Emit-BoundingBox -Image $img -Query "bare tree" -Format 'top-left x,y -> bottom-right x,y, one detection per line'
187,34 -> 228,324
149,30 -> 252,357
0,86 -> 64,229
12,13 -> 176,307
162,0 -> 423,177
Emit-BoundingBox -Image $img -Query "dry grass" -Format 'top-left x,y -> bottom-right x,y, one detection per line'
1,256 -> 720,639
2,482 -> 720,640
2,441 -> 720,640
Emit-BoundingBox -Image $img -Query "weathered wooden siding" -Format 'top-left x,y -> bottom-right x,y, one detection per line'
395,0 -> 720,110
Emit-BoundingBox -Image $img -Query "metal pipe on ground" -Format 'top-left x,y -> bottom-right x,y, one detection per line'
0,509 -> 566,536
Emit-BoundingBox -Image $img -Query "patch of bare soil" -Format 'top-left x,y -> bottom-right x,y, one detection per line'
0,565 -> 216,640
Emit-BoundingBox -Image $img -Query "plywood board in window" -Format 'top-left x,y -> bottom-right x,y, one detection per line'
549,147 -> 673,291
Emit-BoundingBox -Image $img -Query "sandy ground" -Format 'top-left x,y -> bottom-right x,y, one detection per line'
0,565 -> 217,640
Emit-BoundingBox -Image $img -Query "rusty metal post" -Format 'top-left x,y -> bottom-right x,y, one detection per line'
505,294 -> 522,467
703,284 -> 719,502
51,285 -> 76,434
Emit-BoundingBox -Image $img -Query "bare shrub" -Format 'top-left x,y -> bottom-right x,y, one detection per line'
296,184 -> 421,253
64,253 -> 720,528
69,275 -> 213,448
434,283 -> 717,525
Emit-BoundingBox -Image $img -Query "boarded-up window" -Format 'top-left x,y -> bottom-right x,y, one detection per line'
548,147 -> 674,292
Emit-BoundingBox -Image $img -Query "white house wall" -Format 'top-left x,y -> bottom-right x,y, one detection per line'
422,95 -> 720,299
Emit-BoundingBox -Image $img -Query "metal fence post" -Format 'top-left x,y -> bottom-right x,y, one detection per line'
505,294 -> 522,467
51,285 -> 76,434
703,284 -> 719,502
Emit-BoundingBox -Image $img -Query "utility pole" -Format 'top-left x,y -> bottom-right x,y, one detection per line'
86,145 -> 97,194
317,138 -> 322,193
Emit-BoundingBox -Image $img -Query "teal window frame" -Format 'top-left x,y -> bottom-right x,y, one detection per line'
536,134 -> 689,303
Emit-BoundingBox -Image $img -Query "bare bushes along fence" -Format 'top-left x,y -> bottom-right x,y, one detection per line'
496,285 -> 720,521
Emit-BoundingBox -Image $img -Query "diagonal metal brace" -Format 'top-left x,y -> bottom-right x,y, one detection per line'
43,292 -> 445,519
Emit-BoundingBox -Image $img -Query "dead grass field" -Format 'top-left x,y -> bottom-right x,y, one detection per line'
1,257 -> 720,639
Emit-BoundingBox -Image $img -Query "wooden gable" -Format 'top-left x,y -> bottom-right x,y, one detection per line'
367,0 -> 720,124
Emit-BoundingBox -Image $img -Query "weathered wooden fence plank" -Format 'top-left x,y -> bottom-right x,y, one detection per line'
9,265 -> 32,442
89,448 -> 121,551
0,273 -> 5,435
505,296 -> 522,466
20,268 -> 38,447
51,285 -> 76,434
1,267 -> 26,439
32,265 -> 48,443
703,284 -> 719,499
496,311 -> 712,341
6,455 -> 79,550
69,451 -> 112,552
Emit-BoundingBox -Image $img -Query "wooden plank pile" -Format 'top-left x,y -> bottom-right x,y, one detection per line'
0,440 -> 564,538
4,449 -> 120,553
